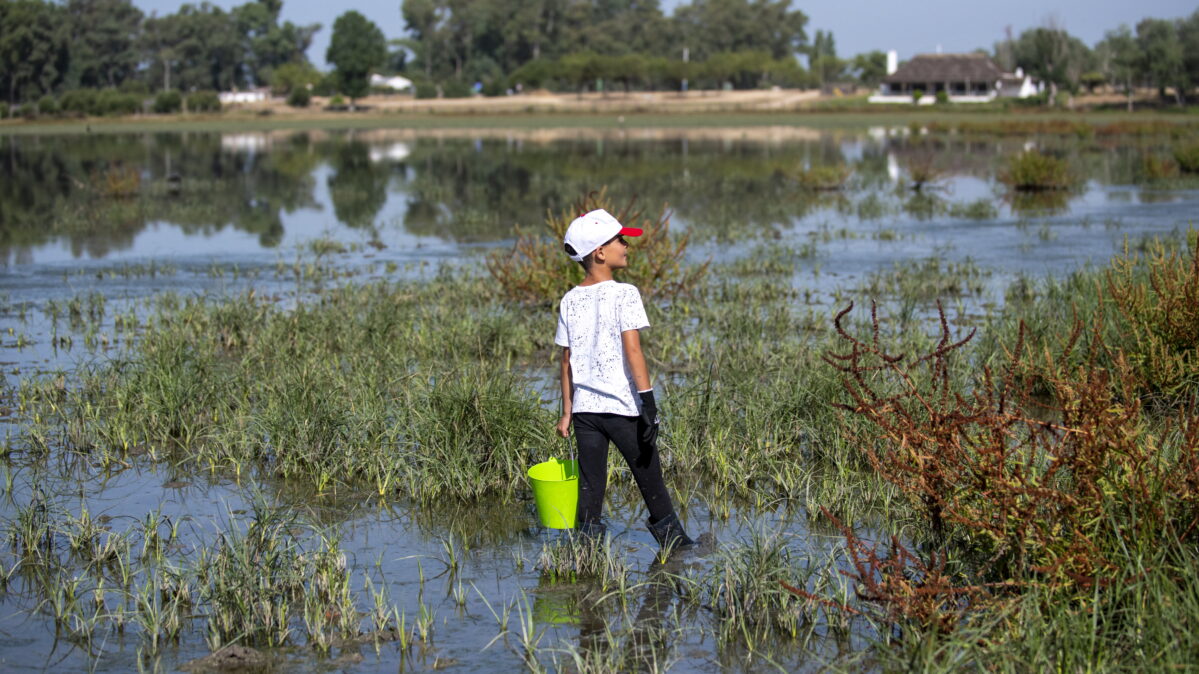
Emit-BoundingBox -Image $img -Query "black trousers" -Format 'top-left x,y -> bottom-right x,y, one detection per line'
572,412 -> 675,526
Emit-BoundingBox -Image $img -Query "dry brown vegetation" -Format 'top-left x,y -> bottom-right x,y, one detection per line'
819,289 -> 1199,631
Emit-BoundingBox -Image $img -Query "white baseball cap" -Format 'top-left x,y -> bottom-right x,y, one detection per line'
563,209 -> 643,262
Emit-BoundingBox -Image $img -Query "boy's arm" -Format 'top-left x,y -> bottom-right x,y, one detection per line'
555,347 -> 573,438
622,329 -> 659,447
621,329 -> 651,391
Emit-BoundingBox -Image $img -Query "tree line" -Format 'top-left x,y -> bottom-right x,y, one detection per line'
1,0 -> 1198,115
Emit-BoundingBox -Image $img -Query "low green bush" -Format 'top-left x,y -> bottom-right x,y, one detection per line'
934,90 -> 949,104
0,102 -> 8,119
911,88 -> 924,104
442,79 -> 472,98
1174,144 -> 1199,173
185,91 -> 221,113
59,89 -> 100,117
414,82 -> 438,99
999,150 -> 1072,191
37,95 -> 59,116
312,73 -> 338,96
18,103 -> 37,120
96,89 -> 142,116
482,77 -> 507,97
286,87 -> 311,108
119,79 -> 149,95
153,90 -> 182,114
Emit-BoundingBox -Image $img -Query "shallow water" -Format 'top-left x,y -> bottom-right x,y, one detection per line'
0,125 -> 1196,671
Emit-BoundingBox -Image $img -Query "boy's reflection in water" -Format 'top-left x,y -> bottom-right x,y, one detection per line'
574,558 -> 693,671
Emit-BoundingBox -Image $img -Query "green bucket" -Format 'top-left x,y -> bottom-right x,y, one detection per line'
528,457 -> 579,529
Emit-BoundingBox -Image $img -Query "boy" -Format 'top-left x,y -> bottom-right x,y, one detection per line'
553,208 -> 695,551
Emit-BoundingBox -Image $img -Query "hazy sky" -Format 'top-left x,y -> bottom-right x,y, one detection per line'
132,0 -> 1198,70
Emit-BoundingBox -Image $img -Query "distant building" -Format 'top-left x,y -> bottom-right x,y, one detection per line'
218,88 -> 270,105
369,74 -> 413,92
868,52 -> 1041,104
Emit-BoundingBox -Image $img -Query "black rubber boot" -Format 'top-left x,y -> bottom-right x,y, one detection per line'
646,512 -> 695,551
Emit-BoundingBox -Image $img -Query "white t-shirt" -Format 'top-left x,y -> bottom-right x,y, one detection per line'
554,281 -> 649,417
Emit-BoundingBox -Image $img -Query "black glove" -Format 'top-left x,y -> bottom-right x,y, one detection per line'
638,389 -> 659,449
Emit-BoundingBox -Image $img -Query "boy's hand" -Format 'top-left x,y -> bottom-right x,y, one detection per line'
555,414 -> 572,439
638,390 -> 659,448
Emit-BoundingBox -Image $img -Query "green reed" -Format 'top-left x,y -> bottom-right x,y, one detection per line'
0,492 -> 416,661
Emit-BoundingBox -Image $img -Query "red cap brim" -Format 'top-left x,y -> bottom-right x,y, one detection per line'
619,227 -> 643,237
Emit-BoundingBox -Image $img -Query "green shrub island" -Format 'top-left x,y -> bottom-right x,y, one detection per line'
1175,143 -> 1199,173
153,91 -> 182,114
185,91 -> 221,113
286,87 -> 311,108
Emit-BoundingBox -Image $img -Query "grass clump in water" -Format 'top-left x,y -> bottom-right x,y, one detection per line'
1173,143 -> 1199,173
795,164 -> 851,191
536,533 -> 630,589
948,198 -> 998,220
998,150 -> 1073,191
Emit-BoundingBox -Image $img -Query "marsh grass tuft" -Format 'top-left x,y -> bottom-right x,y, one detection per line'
795,164 -> 852,191
1173,143 -> 1199,173
536,533 -> 629,589
999,150 -> 1073,191
676,529 -> 825,645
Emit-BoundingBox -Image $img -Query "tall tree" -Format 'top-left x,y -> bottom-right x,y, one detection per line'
1011,22 -> 1092,103
672,0 -> 807,61
142,4 -> 245,92
1136,17 -> 1187,104
1182,10 -> 1199,100
0,0 -> 70,104
235,0 -> 320,85
327,10 -> 387,106
851,50 -> 887,87
64,0 -> 144,90
1097,25 -> 1139,111
808,29 -> 843,85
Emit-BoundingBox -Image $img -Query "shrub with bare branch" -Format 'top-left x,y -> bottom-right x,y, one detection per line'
815,300 -> 1199,630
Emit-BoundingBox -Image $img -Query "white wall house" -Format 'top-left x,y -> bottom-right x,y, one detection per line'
868,52 -> 1041,104
218,88 -> 269,105
369,74 -> 413,92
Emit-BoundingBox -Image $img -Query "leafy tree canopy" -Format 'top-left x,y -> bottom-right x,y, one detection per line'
327,10 -> 387,102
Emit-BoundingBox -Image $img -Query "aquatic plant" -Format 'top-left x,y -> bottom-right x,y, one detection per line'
903,153 -> 946,191
1141,154 -> 1179,180
675,529 -> 826,644
1173,143 -> 1199,173
998,150 -> 1072,191
1103,232 -> 1199,400
536,533 -> 630,589
795,165 -> 851,191
947,199 -> 998,220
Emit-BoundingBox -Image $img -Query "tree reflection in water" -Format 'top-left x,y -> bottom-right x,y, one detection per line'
0,128 -> 1153,264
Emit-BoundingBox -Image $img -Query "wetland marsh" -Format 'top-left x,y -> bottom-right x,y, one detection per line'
1,120 -> 1197,672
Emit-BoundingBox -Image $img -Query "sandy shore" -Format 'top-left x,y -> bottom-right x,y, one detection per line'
249,89 -> 829,117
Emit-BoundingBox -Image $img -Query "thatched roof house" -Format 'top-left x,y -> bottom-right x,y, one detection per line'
869,52 -> 1040,104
